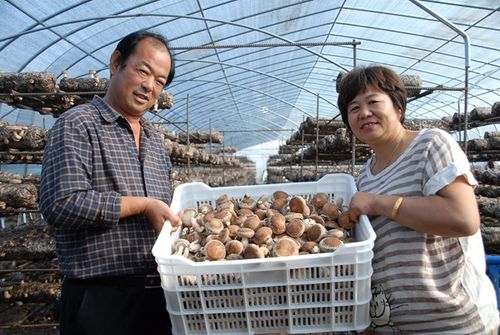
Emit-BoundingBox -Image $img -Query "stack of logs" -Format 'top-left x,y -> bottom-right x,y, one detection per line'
474,169 -> 500,255
267,117 -> 449,183
0,218 -> 60,333
443,102 -> 500,131
0,71 -> 172,117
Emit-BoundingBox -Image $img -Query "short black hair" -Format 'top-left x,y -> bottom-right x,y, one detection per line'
114,30 -> 175,87
337,66 -> 407,131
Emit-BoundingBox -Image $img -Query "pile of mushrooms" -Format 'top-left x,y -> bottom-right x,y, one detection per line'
173,191 -> 357,262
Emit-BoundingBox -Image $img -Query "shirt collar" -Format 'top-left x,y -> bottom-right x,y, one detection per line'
91,96 -> 155,134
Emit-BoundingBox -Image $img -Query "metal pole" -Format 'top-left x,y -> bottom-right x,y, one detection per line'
186,94 -> 190,177
350,40 -> 358,175
315,93 -> 319,180
410,0 -> 470,153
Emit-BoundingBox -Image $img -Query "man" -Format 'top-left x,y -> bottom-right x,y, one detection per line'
40,30 -> 181,335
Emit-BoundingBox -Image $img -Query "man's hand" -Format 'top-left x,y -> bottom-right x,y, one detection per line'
120,196 -> 181,233
143,198 -> 181,233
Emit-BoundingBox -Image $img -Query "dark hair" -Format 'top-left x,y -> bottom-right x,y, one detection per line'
115,30 -> 176,87
337,66 -> 407,131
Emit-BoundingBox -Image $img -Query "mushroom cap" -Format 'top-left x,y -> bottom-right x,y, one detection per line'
273,190 -> 289,200
214,209 -> 232,224
205,239 -> 226,261
310,192 -> 329,210
237,208 -> 254,217
254,208 -> 267,220
270,197 -> 288,212
319,236 -> 344,252
186,231 -> 202,243
237,227 -> 255,239
239,194 -> 257,210
286,218 -> 306,238
216,228 -> 231,243
256,195 -> 271,210
306,223 -> 327,242
272,236 -> 300,257
322,202 -> 339,221
205,218 -> 224,234
268,213 -> 286,235
309,214 -> 325,225
266,208 -> 281,218
254,226 -> 273,245
300,241 -> 320,254
289,196 -> 310,216
228,224 -> 240,238
326,228 -> 345,239
225,239 -> 244,255
198,203 -> 213,215
244,243 -> 265,259
243,215 -> 261,231
215,193 -> 230,206
338,210 -> 356,229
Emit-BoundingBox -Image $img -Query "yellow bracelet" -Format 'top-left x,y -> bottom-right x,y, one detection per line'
391,197 -> 404,220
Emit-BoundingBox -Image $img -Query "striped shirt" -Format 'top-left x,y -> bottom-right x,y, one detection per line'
358,128 -> 499,334
39,96 -> 173,279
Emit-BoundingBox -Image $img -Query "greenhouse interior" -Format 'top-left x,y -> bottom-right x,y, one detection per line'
0,1 -> 499,334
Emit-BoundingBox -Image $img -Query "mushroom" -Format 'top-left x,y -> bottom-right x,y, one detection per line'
236,208 -> 254,217
254,208 -> 267,220
322,202 -> 339,221
205,218 -> 224,235
186,230 -> 202,243
272,236 -> 300,257
306,223 -> 327,242
309,214 -> 325,225
338,210 -> 356,229
286,218 -> 306,238
239,194 -> 257,210
237,227 -> 255,247
254,226 -> 273,245
244,243 -> 265,259
228,224 -> 240,238
204,239 -> 226,261
300,241 -> 320,254
181,208 -> 198,227
215,194 -> 230,208
198,203 -> 213,215
214,209 -> 232,226
225,240 -> 244,256
267,213 -> 286,235
273,190 -> 289,200
256,195 -> 271,210
326,228 -> 345,239
173,239 -> 190,257
270,197 -> 288,213
310,192 -> 329,210
243,215 -> 261,231
319,236 -> 344,253
288,196 -> 310,216
216,228 -> 231,243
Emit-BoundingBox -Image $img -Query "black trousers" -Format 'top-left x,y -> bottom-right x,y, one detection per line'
59,276 -> 173,335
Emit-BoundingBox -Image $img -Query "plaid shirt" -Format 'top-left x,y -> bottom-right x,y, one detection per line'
40,96 -> 173,279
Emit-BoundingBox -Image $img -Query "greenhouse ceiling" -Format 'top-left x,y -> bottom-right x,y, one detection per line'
1,0 -> 499,153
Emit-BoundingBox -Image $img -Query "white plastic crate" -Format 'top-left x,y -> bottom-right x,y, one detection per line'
153,173 -> 375,334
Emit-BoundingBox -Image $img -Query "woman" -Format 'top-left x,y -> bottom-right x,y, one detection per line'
337,65 -> 499,334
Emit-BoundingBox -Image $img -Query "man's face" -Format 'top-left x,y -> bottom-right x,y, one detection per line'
107,37 -> 171,119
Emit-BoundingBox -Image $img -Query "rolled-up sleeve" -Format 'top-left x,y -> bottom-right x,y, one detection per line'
40,114 -> 121,229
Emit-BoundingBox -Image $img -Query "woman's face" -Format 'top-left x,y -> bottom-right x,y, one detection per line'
346,86 -> 402,145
